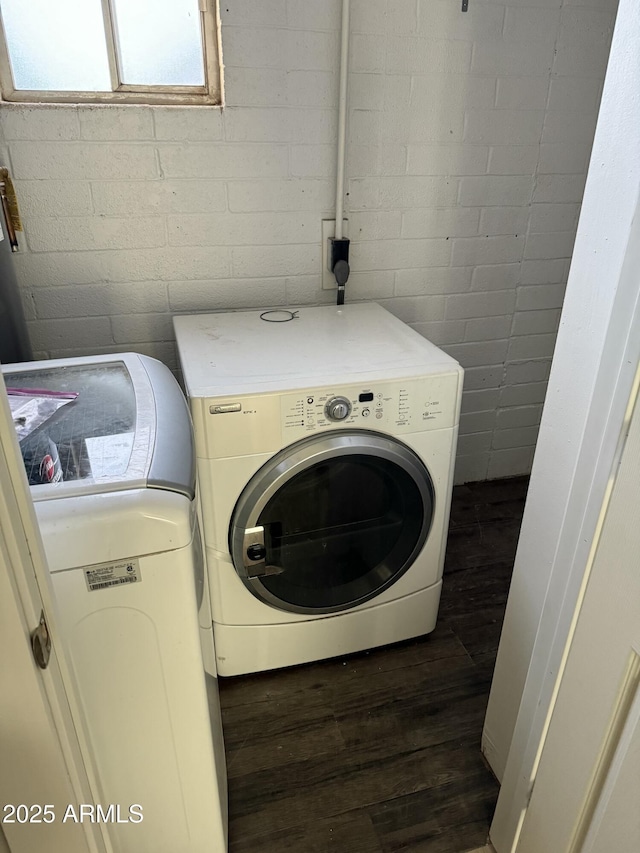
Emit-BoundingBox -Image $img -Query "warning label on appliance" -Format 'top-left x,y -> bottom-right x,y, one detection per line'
84,559 -> 141,592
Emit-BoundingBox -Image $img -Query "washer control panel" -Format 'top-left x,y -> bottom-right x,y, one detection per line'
281,373 -> 460,440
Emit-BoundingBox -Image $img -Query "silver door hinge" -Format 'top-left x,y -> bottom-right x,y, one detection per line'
31,611 -> 51,670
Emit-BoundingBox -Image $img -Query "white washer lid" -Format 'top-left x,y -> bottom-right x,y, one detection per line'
174,303 -> 461,398
2,353 -> 195,501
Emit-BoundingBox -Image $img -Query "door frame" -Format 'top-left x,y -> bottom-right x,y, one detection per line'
488,0 -> 640,848
0,373 -> 109,853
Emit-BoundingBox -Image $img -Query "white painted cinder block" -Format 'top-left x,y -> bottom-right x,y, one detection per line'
464,110 -> 545,146
523,232 -> 576,261
222,27 -> 338,72
153,108 -> 223,142
15,180 -> 92,218
286,0 -> 341,32
401,208 -> 479,240
500,382 -> 547,408
352,0 -> 417,35
91,180 -> 228,215
1,106 -> 80,140
538,143 -> 592,176
410,319 -> 466,346
4,0 -> 616,482
445,290 -> 516,321
487,447 -> 535,480
25,216 -> 165,253
111,313 -> 174,344
459,411 -> 496,436
471,40 -> 555,77
495,77 -> 550,111
79,106 -> 154,141
10,142 -> 159,180
507,335 -> 559,363
471,264 -> 521,292
418,0 -> 505,42
221,0 -> 287,30
406,144 -> 489,177
487,145 -> 540,176
444,339 -> 510,368
231,244 -> 321,278
479,207 -> 530,237
454,453 -> 490,486
547,77 -> 603,114
227,179 -> 334,212
343,271 -> 395,301
158,144 -> 289,179
457,430 -> 494,454
465,316 -> 513,343
451,236 -> 525,266
290,144 -> 336,178
516,284 -> 567,312
512,309 -> 562,337
351,238 -> 451,271
377,296 -> 446,325
32,283 -> 169,320
520,259 -> 570,285
459,176 -> 534,208
350,210 -> 403,240
503,8 -> 562,46
394,267 -> 472,297
168,278 -> 288,312
533,174 -> 587,203
223,107 -> 337,143
496,405 -> 544,431
529,204 -> 581,234
167,212 -> 320,247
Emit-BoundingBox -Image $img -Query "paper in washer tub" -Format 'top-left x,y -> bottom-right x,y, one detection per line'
84,559 -> 141,592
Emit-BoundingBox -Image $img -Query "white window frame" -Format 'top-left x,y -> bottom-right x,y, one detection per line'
0,0 -> 223,106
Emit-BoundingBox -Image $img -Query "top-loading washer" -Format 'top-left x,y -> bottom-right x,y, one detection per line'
173,303 -> 463,677
3,353 -> 227,853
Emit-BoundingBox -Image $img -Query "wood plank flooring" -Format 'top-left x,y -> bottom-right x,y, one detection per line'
219,477 -> 529,853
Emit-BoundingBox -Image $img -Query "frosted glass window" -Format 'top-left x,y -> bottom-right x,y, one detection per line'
1,0 -> 110,91
112,0 -> 204,86
0,0 -> 219,103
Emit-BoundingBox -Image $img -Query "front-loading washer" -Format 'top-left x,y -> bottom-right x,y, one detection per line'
174,303 -> 463,676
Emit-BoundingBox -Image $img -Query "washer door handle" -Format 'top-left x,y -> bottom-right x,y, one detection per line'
242,526 -> 284,579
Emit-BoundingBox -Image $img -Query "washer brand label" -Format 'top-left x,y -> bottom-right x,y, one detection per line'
84,559 -> 141,592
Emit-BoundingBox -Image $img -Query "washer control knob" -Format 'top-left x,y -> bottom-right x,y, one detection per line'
325,396 -> 352,421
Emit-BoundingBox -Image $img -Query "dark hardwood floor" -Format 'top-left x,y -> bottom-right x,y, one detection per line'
219,476 -> 529,853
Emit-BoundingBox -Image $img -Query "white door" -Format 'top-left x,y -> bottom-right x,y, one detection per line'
0,375 -> 108,853
512,376 -> 640,852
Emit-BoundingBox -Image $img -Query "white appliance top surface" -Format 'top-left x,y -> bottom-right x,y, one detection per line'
174,303 -> 461,397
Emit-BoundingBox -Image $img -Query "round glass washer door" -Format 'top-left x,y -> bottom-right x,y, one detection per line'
229,430 -> 435,615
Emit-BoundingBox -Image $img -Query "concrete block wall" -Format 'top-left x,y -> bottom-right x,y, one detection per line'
0,0 -> 617,483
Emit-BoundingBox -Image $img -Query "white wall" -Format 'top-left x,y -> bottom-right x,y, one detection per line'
0,0 -> 616,482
